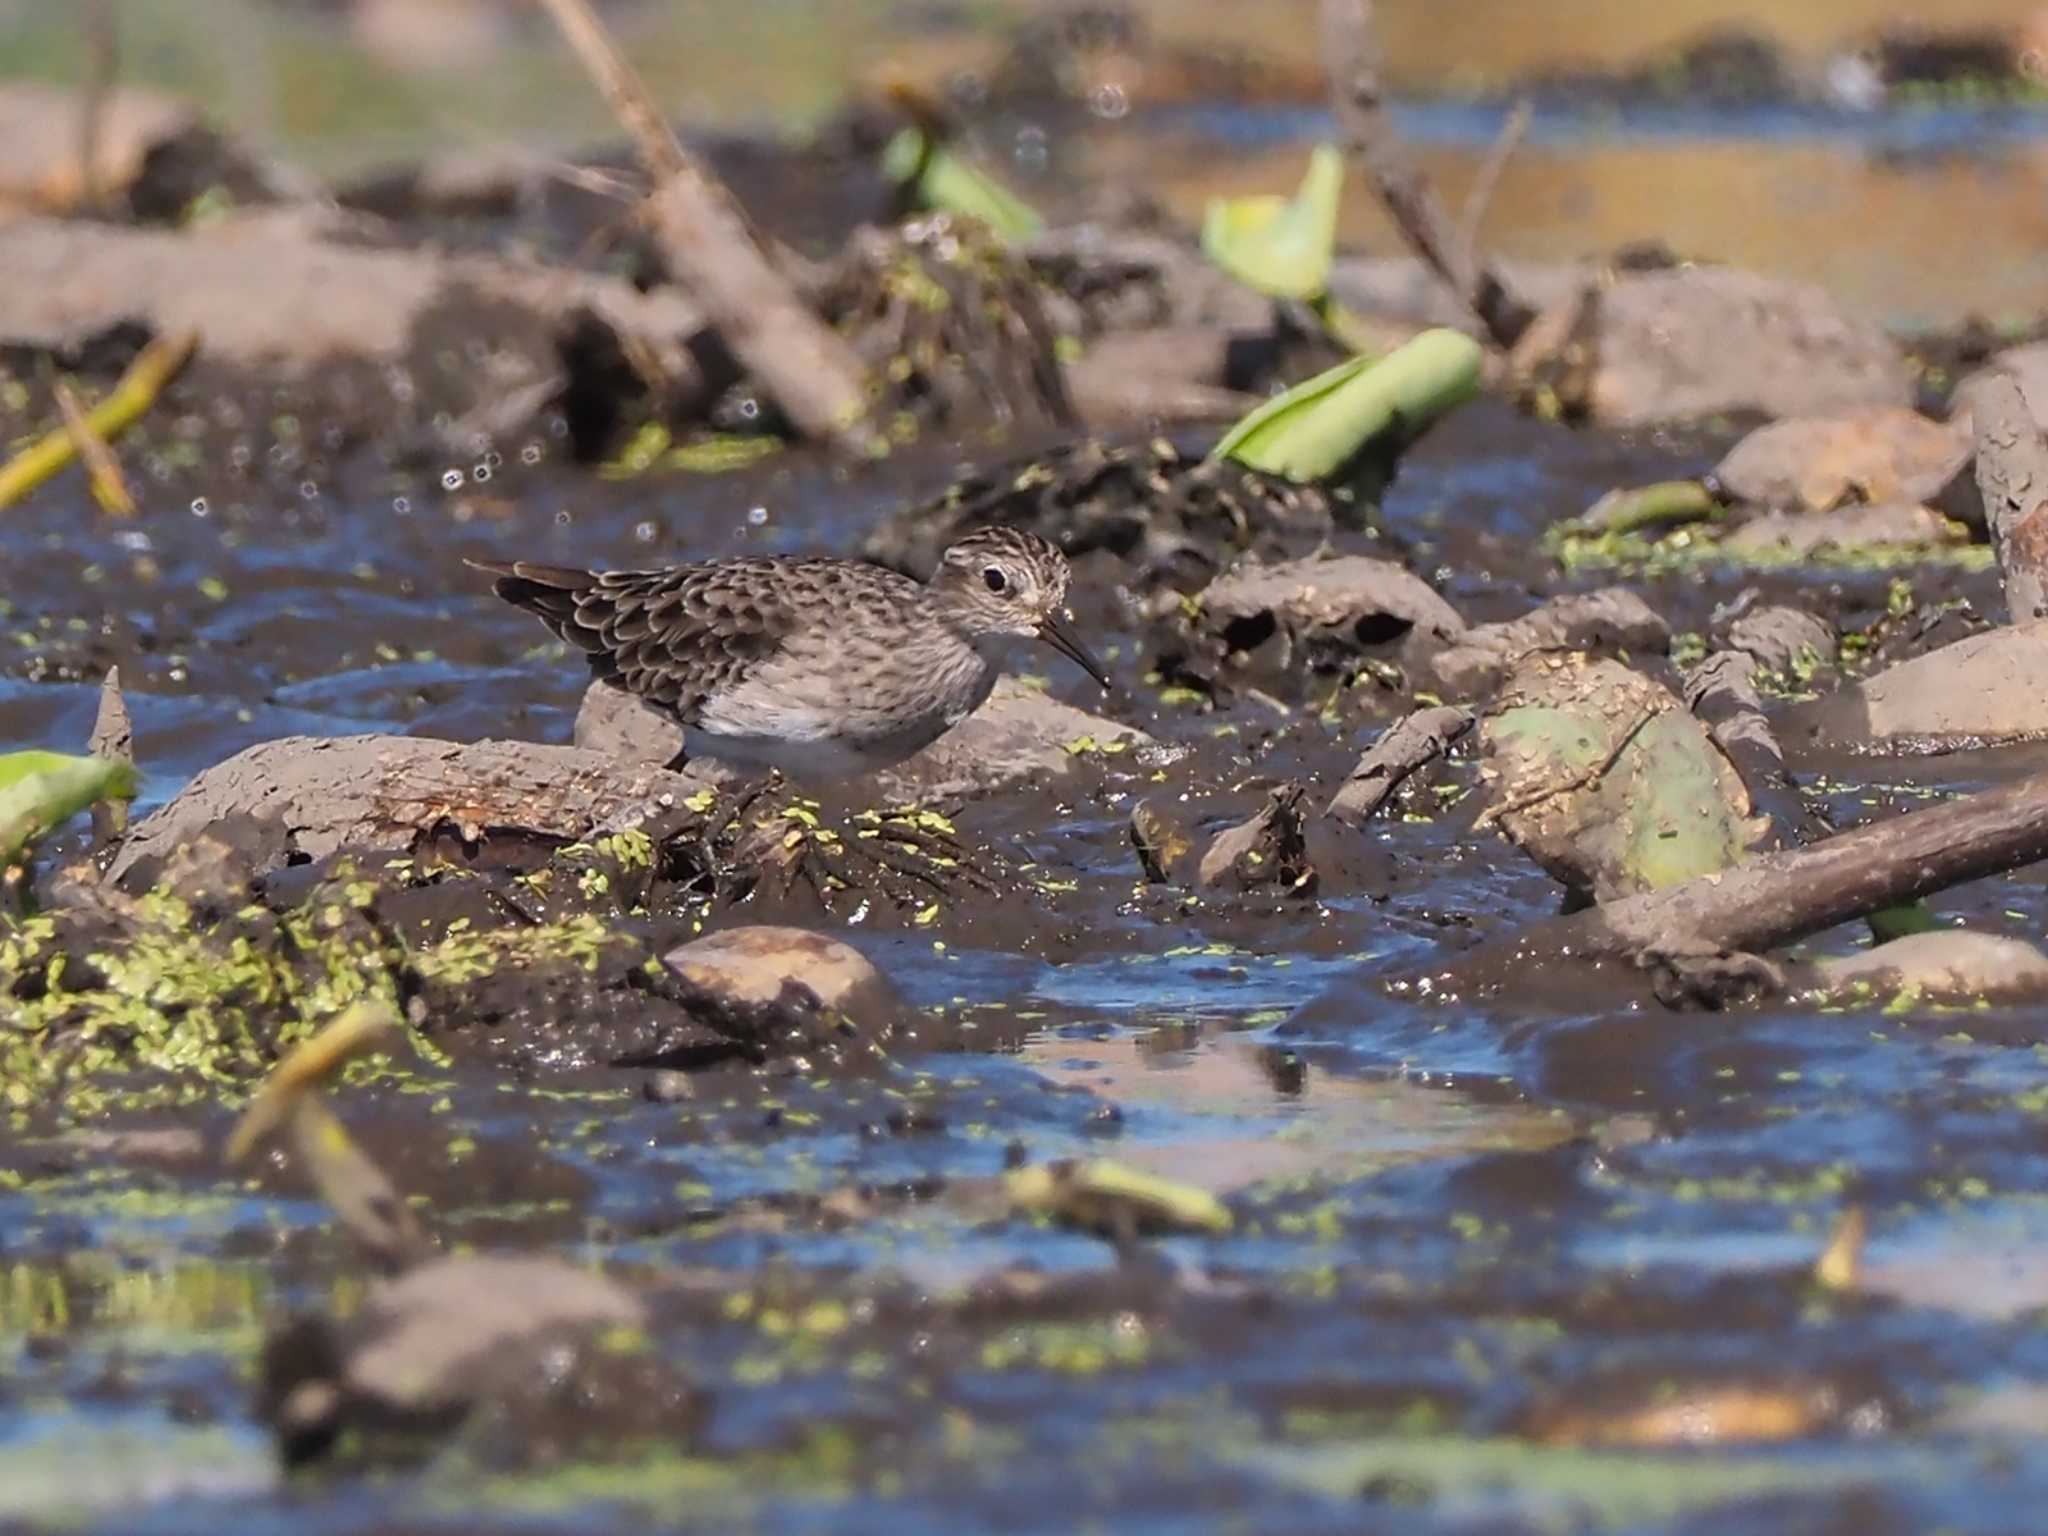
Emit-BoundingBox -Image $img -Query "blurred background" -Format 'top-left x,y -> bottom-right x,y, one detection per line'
1,0 -> 2044,326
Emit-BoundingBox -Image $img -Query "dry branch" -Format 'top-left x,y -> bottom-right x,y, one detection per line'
1456,97 -> 1530,261
534,0 -> 876,454
1968,372 -> 2048,623
78,0 -> 117,214
1319,0 -> 1537,351
1479,765 -> 2048,969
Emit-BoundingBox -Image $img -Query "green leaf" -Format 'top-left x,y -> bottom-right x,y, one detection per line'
882,129 -> 1043,244
0,751 -> 139,862
1211,328 -> 1483,484
1200,141 -> 1344,300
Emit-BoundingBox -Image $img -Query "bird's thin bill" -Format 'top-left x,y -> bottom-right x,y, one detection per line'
1038,612 -> 1111,690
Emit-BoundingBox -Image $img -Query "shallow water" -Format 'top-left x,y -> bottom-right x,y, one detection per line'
7,3 -> 2048,1532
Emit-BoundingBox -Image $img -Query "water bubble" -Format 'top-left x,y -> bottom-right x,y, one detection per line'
548,417 -> 568,439
190,497 -> 209,517
555,508 -> 572,526
471,463 -> 492,484
734,398 -> 760,422
635,520 -> 657,543
392,496 -> 411,515
299,480 -> 319,500
484,450 -> 503,469
521,442 -> 543,465
1015,123 -> 1049,171
1089,83 -> 1128,119
441,468 -> 465,491
747,505 -> 768,526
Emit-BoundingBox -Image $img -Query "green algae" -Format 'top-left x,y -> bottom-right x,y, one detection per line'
0,867 -> 634,1113
1551,522 -> 1997,578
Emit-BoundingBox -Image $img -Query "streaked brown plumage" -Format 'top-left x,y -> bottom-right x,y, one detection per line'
472,527 -> 1107,779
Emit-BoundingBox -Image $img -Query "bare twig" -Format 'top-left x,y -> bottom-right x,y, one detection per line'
51,375 -> 137,516
1473,703 -> 1661,833
79,0 -> 117,214
1319,0 -> 1537,351
1456,96 -> 1530,263
533,0 -> 876,454
1968,373 -> 2048,623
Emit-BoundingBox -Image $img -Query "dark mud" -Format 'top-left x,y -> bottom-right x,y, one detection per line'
10,18 -> 2048,1536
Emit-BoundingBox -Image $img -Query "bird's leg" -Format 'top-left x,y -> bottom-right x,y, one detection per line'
662,746 -> 689,773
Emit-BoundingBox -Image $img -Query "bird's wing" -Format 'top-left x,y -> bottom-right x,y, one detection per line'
477,558 -> 896,724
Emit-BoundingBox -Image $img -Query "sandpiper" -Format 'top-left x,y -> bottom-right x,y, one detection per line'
473,527 -> 1109,778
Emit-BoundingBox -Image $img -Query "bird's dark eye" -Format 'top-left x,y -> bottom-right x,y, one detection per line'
983,567 -> 1008,594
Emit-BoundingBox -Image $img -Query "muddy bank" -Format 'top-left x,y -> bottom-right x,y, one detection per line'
11,8 -> 2048,1533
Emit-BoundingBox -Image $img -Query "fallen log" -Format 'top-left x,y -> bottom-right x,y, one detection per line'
107,735 -> 719,884
1444,765 -> 2048,972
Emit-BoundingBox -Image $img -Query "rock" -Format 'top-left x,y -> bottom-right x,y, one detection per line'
1177,555 -> 1465,693
1951,342 -> 2048,435
1198,555 -> 1466,643
260,1253 -> 688,1463
1589,268 -> 1913,425
1718,502 -> 1967,558
1330,258 -> 1912,424
575,682 -> 685,766
660,925 -> 908,1068
663,925 -> 895,1017
0,83 -> 298,220
1713,601 -> 1838,675
1778,620 -> 2048,755
576,676 -> 1154,803
1060,328 -> 1259,427
878,679 -> 1157,801
1805,930 -> 2048,1002
1480,654 -> 1762,903
1710,409 -> 1972,513
1429,589 -> 1670,700
0,216 -> 711,422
